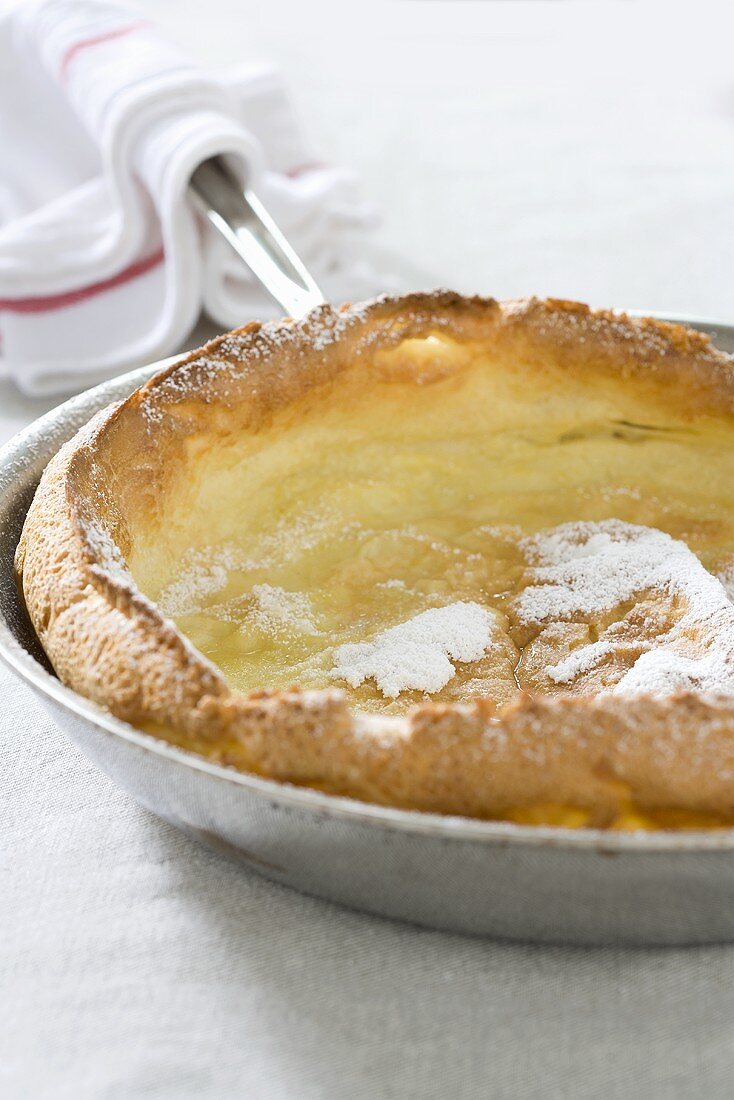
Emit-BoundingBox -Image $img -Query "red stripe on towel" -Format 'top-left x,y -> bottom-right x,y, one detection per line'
285,162 -> 328,179
59,21 -> 149,82
0,248 -> 165,314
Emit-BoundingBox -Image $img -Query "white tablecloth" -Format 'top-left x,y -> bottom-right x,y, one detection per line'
4,2 -> 734,1096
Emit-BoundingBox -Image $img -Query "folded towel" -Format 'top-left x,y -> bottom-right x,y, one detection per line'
0,0 -> 393,395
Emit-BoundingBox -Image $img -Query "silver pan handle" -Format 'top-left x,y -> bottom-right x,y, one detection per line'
189,156 -> 326,320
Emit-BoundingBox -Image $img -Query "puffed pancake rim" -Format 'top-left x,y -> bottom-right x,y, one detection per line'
16,292 -> 734,829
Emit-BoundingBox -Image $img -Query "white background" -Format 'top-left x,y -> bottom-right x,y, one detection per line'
155,0 -> 734,316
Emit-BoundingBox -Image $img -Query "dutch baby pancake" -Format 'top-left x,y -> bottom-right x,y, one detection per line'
17,293 -> 734,829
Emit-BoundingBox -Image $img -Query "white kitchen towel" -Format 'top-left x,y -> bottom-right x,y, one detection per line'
0,0 -> 391,396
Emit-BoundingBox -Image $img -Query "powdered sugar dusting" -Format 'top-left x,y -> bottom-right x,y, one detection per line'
157,544 -> 247,617
248,584 -> 318,636
156,509 -> 360,618
517,520 -> 734,696
331,601 -> 498,698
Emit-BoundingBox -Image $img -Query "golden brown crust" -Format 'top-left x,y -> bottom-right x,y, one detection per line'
16,292 -> 734,822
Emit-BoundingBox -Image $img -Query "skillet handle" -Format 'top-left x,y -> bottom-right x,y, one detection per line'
189,156 -> 326,320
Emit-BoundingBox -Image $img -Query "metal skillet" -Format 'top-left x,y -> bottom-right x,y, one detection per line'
2,159 -> 734,945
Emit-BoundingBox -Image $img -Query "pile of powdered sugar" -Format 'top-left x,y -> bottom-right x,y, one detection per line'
517,519 -> 734,696
331,602 -> 497,698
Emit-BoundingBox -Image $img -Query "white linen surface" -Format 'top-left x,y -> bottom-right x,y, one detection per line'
0,0 -> 389,396
4,659 -> 734,1099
